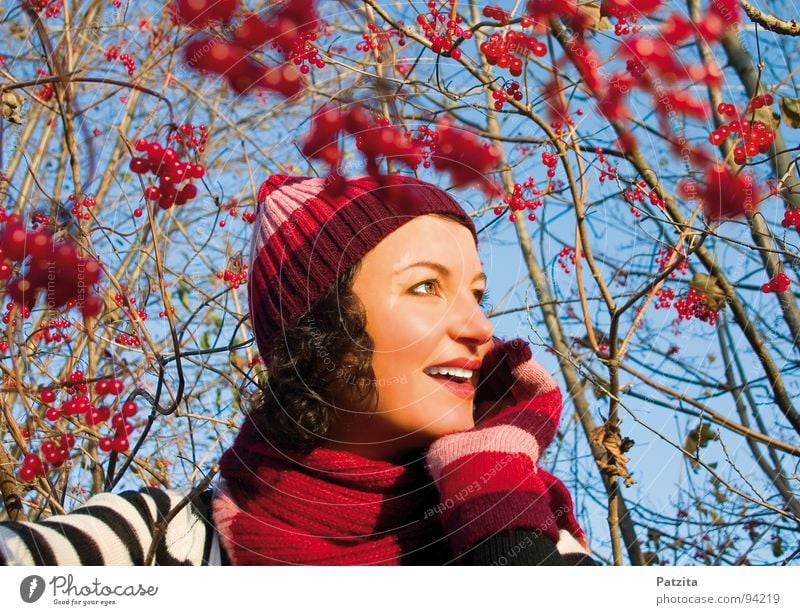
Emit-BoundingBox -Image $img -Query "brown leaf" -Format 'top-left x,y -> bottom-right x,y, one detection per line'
689,272 -> 729,311
590,421 -> 636,486
1,89 -> 23,125
580,1 -> 612,31
750,103 -> 780,131
780,96 -> 800,129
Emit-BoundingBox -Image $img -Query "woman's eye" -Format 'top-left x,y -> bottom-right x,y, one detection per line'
476,288 -> 490,308
411,280 -> 439,296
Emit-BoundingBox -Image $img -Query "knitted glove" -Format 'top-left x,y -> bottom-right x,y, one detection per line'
474,336 -> 562,446
425,337 -> 565,558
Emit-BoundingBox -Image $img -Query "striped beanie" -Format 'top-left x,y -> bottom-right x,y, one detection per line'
247,174 -> 478,363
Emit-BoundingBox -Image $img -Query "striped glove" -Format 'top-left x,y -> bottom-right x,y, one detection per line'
425,337 -> 566,558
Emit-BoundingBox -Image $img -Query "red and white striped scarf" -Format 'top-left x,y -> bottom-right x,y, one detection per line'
211,417 -> 448,565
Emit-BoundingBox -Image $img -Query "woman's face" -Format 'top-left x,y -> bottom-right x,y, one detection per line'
327,214 -> 494,460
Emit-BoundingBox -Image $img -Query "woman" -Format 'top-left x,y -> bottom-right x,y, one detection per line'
0,174 -> 596,565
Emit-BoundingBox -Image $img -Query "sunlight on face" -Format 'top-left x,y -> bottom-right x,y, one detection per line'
326,214 -> 494,461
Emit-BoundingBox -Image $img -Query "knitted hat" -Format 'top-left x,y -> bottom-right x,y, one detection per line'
247,174 -> 478,363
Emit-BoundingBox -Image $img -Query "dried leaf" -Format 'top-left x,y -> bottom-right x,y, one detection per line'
750,103 -> 780,131
780,96 -> 800,129
684,422 -> 719,468
590,421 -> 636,486
689,272 -> 729,311
580,1 -> 612,31
642,551 -> 659,566
1,89 -> 24,124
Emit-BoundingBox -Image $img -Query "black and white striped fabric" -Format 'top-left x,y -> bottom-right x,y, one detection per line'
0,487 -> 219,566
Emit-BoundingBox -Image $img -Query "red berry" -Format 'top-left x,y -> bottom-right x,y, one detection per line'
45,407 -> 61,421
41,387 -> 56,404
27,230 -> 53,260
0,222 -> 28,261
18,466 -> 37,482
146,142 -> 163,162
81,293 -> 104,319
129,157 -> 150,174
121,401 -> 138,417
95,379 -> 109,396
178,183 -> 198,203
98,437 -> 114,452
175,0 -> 238,28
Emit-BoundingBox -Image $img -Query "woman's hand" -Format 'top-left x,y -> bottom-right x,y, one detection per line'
474,337 -> 560,447
425,337 -> 566,558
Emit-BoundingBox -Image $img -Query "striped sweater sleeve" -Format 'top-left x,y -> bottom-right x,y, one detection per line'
0,487 -> 213,566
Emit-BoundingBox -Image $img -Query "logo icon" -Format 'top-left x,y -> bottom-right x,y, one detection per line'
20,575 -> 46,603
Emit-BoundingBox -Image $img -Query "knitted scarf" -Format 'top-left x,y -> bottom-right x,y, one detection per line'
211,417 -> 450,565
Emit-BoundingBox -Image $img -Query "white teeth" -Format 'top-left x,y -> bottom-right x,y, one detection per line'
424,366 -> 474,379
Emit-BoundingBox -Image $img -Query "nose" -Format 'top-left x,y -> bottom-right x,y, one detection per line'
449,289 -> 494,347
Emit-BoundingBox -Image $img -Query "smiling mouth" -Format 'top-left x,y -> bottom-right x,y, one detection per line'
426,373 -> 470,383
422,366 -> 476,382
423,371 -> 476,399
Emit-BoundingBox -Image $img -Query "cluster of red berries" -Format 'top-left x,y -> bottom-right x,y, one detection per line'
497,181 -> 541,222
17,434 -> 75,482
178,0 -> 316,96
491,81 -> 523,111
0,302 -> 29,330
655,287 -> 675,309
479,30 -> 547,77
428,119 -> 502,197
612,14 -> 642,37
415,0 -> 470,59
216,263 -> 249,289
36,74 -> 54,102
25,0 -> 62,18
115,332 -> 141,347
761,272 -> 791,294
781,208 -> 800,232
592,148 -> 618,184
34,317 -> 72,344
482,5 -> 511,24
541,150 -> 558,178
558,246 -> 577,274
66,193 -> 97,221
356,21 -> 406,59
104,45 -> 137,76
708,102 -> 776,164
411,125 -> 441,169
699,165 -> 760,221
602,0 -> 661,20
350,111 -> 424,177
654,247 -> 689,277
673,288 -> 718,325
0,216 -> 103,317
167,123 -> 209,153
747,93 -> 774,112
302,104 -> 422,193
40,379 -> 138,453
130,139 -> 204,210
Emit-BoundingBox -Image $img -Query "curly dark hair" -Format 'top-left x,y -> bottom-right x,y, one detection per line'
246,211 -> 474,453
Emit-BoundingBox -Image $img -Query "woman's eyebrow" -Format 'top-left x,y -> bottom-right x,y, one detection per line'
395,261 -> 487,283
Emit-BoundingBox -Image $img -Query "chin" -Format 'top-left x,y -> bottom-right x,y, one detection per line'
426,402 -> 475,438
